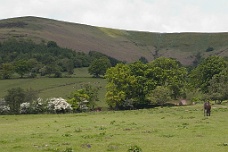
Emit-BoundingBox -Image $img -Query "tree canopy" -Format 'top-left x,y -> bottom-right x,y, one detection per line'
0,39 -> 120,79
105,58 -> 188,109
68,83 -> 101,112
4,87 -> 26,114
208,67 -> 228,103
105,56 -> 228,109
88,57 -> 111,77
189,56 -> 227,93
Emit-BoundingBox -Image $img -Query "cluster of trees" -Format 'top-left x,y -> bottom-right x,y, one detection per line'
0,56 -> 227,114
0,39 -> 120,79
0,38 -> 227,112
105,56 -> 228,110
0,87 -> 39,114
68,83 -> 101,111
88,57 -> 112,77
0,83 -> 101,114
189,56 -> 228,103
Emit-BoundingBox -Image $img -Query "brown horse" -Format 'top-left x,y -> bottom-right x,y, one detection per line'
204,101 -> 211,116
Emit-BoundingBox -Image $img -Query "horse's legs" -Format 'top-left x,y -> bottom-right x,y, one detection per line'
206,110 -> 210,116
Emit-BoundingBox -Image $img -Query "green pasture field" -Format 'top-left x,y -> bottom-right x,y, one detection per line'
0,104 -> 227,152
0,68 -> 108,107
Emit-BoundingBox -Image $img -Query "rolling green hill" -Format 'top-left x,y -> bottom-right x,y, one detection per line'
0,16 -> 228,65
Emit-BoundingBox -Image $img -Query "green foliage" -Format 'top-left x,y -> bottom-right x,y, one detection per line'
147,86 -> 171,106
24,88 -> 39,103
30,98 -> 47,114
68,89 -> 89,111
0,39 -> 92,78
105,58 -> 188,109
0,99 -> 10,114
138,56 -> 148,64
0,76 -> 106,104
148,58 -> 186,98
129,62 -> 151,106
185,88 -> 205,104
63,147 -> 74,152
88,51 -> 121,66
206,46 -> 214,52
105,63 -> 138,109
208,67 -> 228,103
14,60 -> 30,78
4,87 -> 26,114
0,39 -> 121,79
192,52 -> 203,67
0,63 -> 14,79
146,57 -> 187,99
58,58 -> 74,74
88,57 -> 111,77
105,88 -> 126,109
47,41 -> 58,48
68,83 -> 101,111
81,83 -> 101,107
190,56 -> 227,93
3,87 -> 40,114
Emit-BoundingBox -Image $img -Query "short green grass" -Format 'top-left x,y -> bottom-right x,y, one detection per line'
0,104 -> 227,152
0,68 -> 107,107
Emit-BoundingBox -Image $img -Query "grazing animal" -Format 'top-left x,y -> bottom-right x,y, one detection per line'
204,101 -> 211,116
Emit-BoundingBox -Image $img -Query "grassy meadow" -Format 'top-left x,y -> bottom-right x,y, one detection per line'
0,104 -> 228,152
0,68 -> 107,107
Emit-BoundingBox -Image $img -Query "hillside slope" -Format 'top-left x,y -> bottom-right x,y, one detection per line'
0,16 -> 228,65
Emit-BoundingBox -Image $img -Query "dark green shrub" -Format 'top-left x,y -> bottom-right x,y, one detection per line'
128,145 -> 142,152
206,47 -> 214,52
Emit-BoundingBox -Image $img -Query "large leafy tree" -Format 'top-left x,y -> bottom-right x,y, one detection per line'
68,89 -> 89,111
105,63 -> 138,109
58,58 -> 74,74
146,57 -> 187,99
88,57 -> 111,77
105,62 -> 152,109
68,83 -> 101,111
105,58 -> 188,109
147,86 -> 171,107
208,67 -> 228,103
4,87 -> 26,114
0,63 -> 14,79
190,56 -> 227,93
81,83 -> 101,108
129,61 -> 151,106
14,60 -> 30,78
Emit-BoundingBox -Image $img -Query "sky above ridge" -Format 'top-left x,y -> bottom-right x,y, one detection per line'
0,0 -> 227,33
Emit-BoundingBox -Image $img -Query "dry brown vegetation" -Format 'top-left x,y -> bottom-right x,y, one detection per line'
0,16 -> 228,65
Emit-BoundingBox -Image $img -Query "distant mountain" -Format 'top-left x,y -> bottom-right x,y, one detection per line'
0,16 -> 228,65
